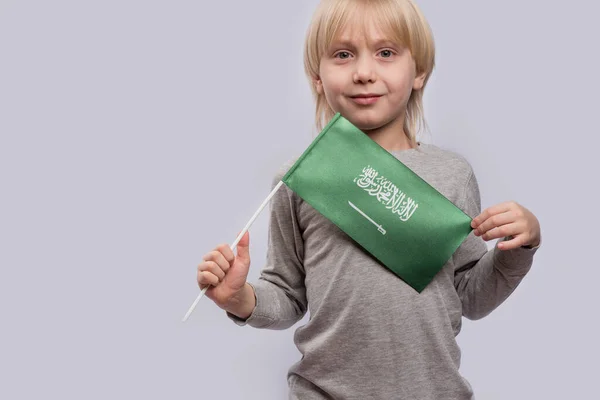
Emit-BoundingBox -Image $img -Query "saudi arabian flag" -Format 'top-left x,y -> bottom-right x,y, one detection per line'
282,113 -> 473,292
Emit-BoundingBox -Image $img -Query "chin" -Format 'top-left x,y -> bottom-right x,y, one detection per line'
345,115 -> 388,132
337,107 -> 387,128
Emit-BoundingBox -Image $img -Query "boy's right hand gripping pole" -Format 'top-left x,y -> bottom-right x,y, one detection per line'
181,181 -> 284,322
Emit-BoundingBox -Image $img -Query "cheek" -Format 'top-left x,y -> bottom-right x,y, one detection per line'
322,82 -> 345,106
387,75 -> 414,94
322,77 -> 344,94
319,68 -> 346,97
323,85 -> 337,99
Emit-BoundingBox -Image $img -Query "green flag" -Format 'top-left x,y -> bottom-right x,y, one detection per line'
282,113 -> 473,292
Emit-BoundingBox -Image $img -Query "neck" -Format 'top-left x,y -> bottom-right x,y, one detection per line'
363,117 -> 414,152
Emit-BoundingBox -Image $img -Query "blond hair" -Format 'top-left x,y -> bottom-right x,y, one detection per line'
303,0 -> 435,144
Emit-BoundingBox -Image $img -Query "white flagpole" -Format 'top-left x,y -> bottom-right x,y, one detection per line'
181,181 -> 285,322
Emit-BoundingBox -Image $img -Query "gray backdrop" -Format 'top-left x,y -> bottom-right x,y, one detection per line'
1,1 -> 598,399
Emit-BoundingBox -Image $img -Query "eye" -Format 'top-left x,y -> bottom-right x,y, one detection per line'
335,51 -> 352,59
379,49 -> 394,58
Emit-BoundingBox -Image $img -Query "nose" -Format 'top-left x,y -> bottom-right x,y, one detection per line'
353,56 -> 377,84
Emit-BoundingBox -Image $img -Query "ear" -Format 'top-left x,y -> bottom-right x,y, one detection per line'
412,71 -> 427,91
314,76 -> 324,95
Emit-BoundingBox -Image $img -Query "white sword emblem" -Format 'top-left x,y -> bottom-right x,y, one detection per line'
348,201 -> 386,235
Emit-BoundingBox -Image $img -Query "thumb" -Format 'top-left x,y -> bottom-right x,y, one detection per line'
235,231 -> 251,264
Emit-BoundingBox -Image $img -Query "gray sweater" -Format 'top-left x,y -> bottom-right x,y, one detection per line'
228,143 -> 538,400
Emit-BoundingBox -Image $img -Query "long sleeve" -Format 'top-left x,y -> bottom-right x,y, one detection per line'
453,168 -> 539,320
227,164 -> 308,329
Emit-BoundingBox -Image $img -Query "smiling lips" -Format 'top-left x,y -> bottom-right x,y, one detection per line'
349,93 -> 382,105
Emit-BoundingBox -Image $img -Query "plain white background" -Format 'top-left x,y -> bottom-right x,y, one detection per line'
1,1 -> 598,399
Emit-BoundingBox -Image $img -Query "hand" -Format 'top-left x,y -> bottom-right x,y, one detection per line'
197,231 -> 252,309
471,201 -> 541,251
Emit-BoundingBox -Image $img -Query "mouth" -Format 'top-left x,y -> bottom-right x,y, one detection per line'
349,93 -> 383,105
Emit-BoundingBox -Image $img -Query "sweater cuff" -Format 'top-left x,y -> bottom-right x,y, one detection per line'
225,282 -> 275,328
493,238 -> 539,276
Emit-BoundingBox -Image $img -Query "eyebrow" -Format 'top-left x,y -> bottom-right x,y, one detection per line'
372,39 -> 399,48
328,40 -> 356,50
329,38 -> 399,50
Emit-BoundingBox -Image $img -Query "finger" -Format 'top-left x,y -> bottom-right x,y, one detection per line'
215,243 -> 235,266
497,234 -> 528,251
203,250 -> 231,273
481,222 -> 521,242
471,202 -> 514,229
235,231 -> 250,264
474,211 -> 517,237
198,260 -> 226,281
197,270 -> 220,287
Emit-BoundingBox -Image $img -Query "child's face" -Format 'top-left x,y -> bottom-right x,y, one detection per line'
315,21 -> 425,133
